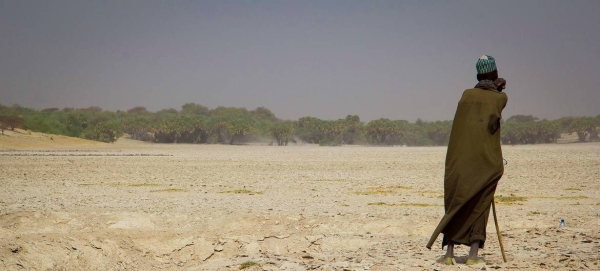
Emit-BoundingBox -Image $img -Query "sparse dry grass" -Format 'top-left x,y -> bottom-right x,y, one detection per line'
239,261 -> 259,269
397,202 -> 436,207
418,190 -> 443,199
78,183 -> 160,187
219,189 -> 262,195
418,190 -> 442,194
129,183 -> 160,187
533,196 -> 589,200
312,179 -> 349,182
367,202 -> 436,207
529,211 -> 547,215
495,195 -> 527,204
557,196 -> 588,200
368,202 -> 392,206
150,188 -> 186,193
390,185 -> 412,189
355,185 -> 411,195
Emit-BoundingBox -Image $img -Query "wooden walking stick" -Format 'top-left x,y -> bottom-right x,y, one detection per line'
492,200 -> 507,262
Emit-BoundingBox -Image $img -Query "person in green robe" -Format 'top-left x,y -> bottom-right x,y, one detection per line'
426,55 -> 508,265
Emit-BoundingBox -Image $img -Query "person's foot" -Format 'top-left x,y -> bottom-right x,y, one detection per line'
465,258 -> 485,266
443,257 -> 455,265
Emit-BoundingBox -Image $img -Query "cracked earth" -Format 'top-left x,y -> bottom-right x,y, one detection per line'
1,136 -> 599,270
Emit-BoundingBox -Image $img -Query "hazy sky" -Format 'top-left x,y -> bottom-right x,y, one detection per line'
1,1 -> 599,121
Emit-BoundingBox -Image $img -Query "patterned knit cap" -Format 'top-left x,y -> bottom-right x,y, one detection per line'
476,55 -> 497,74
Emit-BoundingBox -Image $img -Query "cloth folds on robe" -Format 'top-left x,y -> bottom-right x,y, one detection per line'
426,86 -> 507,249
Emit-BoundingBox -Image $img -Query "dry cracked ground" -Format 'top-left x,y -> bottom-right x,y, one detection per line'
0,133 -> 599,270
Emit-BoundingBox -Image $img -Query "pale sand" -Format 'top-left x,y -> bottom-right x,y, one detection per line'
0,132 -> 599,270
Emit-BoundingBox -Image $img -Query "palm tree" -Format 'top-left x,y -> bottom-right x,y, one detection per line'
364,118 -> 399,145
569,117 -> 598,142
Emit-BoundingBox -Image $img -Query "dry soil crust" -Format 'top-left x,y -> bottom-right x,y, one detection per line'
0,137 -> 599,270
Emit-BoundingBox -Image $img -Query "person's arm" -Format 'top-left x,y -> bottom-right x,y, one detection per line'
489,92 -> 508,135
489,115 -> 501,135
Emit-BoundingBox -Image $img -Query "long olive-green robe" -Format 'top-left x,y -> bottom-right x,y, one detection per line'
426,87 -> 507,249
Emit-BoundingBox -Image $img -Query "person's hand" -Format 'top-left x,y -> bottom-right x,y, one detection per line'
495,78 -> 506,91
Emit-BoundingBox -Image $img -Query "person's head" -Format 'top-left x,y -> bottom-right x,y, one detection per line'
476,55 -> 498,81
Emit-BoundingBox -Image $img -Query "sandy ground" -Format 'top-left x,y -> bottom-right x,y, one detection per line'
0,130 -> 599,270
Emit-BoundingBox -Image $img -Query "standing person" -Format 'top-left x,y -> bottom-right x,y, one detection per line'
426,55 -> 508,265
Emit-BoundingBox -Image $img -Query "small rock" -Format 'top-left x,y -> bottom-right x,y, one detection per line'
331,261 -> 350,269
10,245 -> 21,253
89,239 -> 102,250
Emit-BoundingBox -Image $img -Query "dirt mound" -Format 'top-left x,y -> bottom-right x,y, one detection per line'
0,129 -> 104,150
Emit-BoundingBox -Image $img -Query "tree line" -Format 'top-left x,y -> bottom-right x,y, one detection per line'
1,103 -> 599,145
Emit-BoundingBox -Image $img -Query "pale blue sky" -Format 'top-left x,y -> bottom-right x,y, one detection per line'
1,1 -> 599,121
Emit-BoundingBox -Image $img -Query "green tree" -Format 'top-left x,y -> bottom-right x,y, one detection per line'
227,115 -> 257,144
186,115 -> 211,143
153,114 -> 193,143
0,115 -> 25,132
502,119 -> 563,144
22,111 -> 66,135
502,121 -> 535,144
533,120 -> 561,143
557,116 -> 577,133
181,103 -> 210,116
41,108 -> 60,113
321,119 -> 346,145
211,106 -> 248,116
569,117 -> 598,142
364,118 -> 400,145
65,113 -> 87,137
270,121 -> 296,146
250,107 -> 278,123
296,116 -> 326,144
422,120 -> 452,145
83,106 -> 103,113
0,116 -> 10,134
127,106 -> 150,115
81,121 -> 123,143
338,115 -> 363,144
206,113 -> 257,144
506,115 -> 538,123
123,117 -> 153,141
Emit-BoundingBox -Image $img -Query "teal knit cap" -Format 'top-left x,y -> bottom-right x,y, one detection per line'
476,55 -> 497,74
